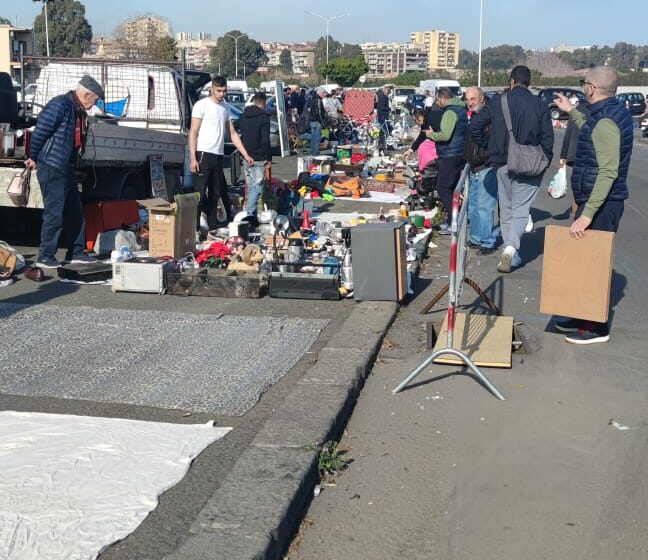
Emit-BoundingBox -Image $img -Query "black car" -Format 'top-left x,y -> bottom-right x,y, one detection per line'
405,93 -> 426,113
537,88 -> 586,120
616,92 -> 646,116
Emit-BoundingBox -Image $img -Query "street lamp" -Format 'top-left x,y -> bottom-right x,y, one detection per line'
224,32 -> 251,78
32,0 -> 51,57
236,59 -> 246,78
477,0 -> 483,87
306,11 -> 351,86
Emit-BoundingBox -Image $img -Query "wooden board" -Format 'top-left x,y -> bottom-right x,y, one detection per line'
433,313 -> 513,368
540,225 -> 615,323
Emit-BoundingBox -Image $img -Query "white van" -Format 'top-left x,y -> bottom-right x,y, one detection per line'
419,79 -> 462,99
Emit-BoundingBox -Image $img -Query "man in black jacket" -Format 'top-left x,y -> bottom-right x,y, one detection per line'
375,84 -> 392,152
239,92 -> 272,216
465,86 -> 497,254
471,65 -> 553,272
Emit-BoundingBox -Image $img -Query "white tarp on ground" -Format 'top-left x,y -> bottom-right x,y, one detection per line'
0,411 -> 231,560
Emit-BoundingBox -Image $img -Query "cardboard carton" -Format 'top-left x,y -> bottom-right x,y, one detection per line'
138,194 -> 198,258
540,225 -> 615,323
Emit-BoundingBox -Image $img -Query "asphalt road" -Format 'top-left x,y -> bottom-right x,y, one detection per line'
288,133 -> 648,560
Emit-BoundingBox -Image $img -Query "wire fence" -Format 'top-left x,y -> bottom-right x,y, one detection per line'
21,56 -> 186,129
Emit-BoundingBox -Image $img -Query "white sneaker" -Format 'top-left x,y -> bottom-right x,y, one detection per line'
200,212 -> 209,232
511,252 -> 522,268
525,215 -> 534,233
497,245 -> 517,273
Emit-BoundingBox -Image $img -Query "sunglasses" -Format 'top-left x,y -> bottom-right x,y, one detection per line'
580,80 -> 597,88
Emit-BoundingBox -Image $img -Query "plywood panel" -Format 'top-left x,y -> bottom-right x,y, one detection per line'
540,225 -> 615,323
433,313 -> 513,368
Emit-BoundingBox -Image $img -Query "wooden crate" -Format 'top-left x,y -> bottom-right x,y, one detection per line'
167,270 -> 267,298
360,178 -> 396,193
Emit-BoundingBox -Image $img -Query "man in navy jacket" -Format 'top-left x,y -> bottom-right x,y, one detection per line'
26,75 -> 104,268
471,65 -> 553,272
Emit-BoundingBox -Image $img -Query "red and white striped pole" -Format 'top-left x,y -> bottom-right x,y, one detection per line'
446,189 -> 462,349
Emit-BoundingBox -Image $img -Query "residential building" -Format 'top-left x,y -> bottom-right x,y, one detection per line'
410,30 -> 460,70
124,16 -> 171,51
262,42 -> 315,75
175,32 -> 217,69
0,25 -> 34,81
551,43 -> 591,54
360,42 -> 428,78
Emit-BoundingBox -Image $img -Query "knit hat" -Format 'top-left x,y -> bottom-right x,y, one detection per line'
78,75 -> 105,100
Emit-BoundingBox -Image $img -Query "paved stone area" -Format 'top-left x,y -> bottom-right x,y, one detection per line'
0,303 -> 327,415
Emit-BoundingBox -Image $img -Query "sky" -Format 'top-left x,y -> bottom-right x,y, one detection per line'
6,0 -> 646,52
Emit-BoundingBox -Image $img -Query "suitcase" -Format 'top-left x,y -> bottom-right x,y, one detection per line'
84,200 -> 140,251
269,271 -> 340,300
58,263 -> 113,282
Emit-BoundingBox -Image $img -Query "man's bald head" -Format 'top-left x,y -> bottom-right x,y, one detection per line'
465,86 -> 485,112
586,66 -> 619,97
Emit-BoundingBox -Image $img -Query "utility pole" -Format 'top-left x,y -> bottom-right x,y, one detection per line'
306,11 -> 351,86
32,0 -> 51,57
224,32 -> 251,78
478,0 -> 483,87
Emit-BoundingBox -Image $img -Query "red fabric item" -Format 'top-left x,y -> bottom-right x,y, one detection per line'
343,90 -> 375,123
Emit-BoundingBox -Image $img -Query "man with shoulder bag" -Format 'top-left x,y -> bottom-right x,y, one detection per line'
471,65 -> 554,272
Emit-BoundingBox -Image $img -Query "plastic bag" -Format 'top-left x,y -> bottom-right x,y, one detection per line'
548,167 -> 567,199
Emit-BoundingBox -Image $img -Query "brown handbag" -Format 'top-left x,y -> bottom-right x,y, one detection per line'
7,167 -> 31,207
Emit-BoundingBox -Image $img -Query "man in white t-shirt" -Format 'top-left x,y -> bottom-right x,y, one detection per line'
189,76 -> 253,231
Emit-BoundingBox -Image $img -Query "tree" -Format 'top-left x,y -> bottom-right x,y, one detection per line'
393,71 -> 427,86
458,49 -> 478,70
279,49 -> 293,74
316,57 -> 369,87
210,30 -> 267,78
0,16 -> 12,25
148,35 -> 177,61
481,44 -> 525,71
340,43 -> 363,59
314,35 -> 342,68
34,0 -> 92,57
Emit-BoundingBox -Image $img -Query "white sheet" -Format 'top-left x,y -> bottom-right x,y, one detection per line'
0,411 -> 231,560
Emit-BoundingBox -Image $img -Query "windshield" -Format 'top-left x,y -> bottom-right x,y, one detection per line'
448,87 -> 462,97
395,88 -> 416,96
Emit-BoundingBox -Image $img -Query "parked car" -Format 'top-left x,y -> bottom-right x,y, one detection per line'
392,87 -> 417,110
225,91 -> 246,111
616,92 -> 646,116
227,103 -> 280,152
537,88 -> 586,120
405,93 -> 426,113
640,115 -> 648,137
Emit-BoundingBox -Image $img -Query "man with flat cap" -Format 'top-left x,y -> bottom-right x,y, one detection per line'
26,75 -> 104,268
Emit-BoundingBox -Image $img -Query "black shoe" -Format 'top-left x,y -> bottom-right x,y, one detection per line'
68,253 -> 98,264
478,247 -> 497,256
554,318 -> 584,333
467,241 -> 480,249
565,328 -> 610,345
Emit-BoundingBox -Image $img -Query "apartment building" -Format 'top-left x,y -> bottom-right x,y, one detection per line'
262,42 -> 315,75
410,30 -> 460,70
0,25 -> 34,81
176,33 -> 217,69
360,42 -> 428,78
125,16 -> 171,51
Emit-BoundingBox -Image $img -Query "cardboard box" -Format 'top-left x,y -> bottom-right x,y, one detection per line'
138,194 -> 198,258
540,225 -> 615,323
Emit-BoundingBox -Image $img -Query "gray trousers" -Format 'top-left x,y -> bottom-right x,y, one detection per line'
496,165 -> 543,251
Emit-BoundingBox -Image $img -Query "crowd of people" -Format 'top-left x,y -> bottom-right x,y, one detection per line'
27,64 -> 634,345
403,64 -> 633,345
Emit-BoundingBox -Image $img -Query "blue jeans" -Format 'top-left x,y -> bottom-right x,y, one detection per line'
244,161 -> 266,215
309,121 -> 322,155
37,163 -> 86,261
468,167 -> 498,248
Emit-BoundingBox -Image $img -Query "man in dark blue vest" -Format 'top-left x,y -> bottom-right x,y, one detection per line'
425,87 -> 468,234
553,66 -> 633,345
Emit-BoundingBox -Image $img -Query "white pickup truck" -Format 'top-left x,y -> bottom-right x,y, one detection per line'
0,59 -> 241,209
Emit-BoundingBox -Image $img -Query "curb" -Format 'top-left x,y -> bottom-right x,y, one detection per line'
167,301 -> 399,560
